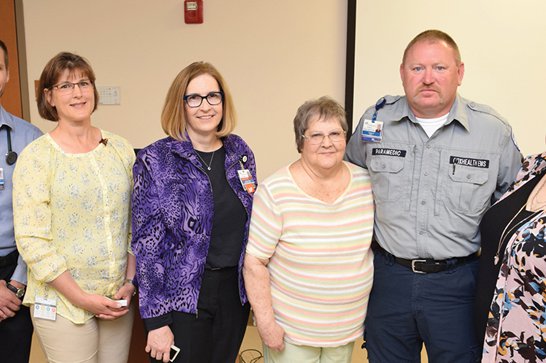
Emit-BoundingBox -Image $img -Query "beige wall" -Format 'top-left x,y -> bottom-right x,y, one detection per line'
354,0 -> 546,156
21,0 -> 347,179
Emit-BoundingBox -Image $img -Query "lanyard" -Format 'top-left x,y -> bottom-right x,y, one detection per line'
1,125 -> 17,165
371,97 -> 387,122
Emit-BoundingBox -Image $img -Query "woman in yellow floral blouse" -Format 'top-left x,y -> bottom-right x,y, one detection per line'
12,52 -> 136,363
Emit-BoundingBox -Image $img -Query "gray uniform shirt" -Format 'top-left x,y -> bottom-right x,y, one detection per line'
345,94 -> 521,260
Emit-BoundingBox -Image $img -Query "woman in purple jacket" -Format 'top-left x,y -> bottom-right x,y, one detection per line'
132,62 -> 257,363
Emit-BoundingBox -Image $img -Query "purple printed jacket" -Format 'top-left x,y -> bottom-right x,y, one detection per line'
131,134 -> 256,323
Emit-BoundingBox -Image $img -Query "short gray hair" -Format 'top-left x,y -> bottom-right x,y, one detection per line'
293,96 -> 347,153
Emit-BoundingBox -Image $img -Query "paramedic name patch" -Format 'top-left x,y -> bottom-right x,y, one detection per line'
449,156 -> 489,168
372,148 -> 407,157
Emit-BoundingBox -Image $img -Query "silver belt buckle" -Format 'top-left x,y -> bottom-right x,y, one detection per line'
411,259 -> 427,274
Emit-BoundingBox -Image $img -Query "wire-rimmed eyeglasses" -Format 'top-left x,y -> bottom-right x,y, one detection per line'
51,79 -> 93,95
183,91 -> 224,108
301,130 -> 346,145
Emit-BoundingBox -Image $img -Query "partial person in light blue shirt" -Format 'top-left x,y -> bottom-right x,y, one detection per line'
0,108 -> 42,284
0,39 -> 42,363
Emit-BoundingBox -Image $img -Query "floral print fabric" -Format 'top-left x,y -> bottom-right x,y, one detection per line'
483,152 -> 546,362
13,131 -> 135,324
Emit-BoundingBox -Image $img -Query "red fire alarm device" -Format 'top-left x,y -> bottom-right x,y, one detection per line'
184,0 -> 203,24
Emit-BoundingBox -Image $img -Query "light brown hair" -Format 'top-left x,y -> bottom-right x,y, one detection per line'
161,61 -> 236,141
37,52 -> 99,121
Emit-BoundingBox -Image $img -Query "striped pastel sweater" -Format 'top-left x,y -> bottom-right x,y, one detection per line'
246,161 -> 374,347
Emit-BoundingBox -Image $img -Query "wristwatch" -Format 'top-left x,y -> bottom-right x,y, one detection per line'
6,283 -> 25,299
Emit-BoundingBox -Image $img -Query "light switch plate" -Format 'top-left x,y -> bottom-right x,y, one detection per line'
98,86 -> 121,105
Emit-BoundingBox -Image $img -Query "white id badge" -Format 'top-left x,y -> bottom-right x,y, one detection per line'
361,119 -> 383,142
33,297 -> 57,321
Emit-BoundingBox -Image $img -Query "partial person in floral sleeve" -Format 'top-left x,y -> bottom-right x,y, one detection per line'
476,149 -> 546,362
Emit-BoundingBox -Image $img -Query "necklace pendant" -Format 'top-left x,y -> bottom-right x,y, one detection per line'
195,149 -> 216,171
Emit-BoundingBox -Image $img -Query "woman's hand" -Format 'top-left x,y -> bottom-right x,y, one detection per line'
49,271 -> 128,319
117,254 -> 137,307
146,326 -> 174,363
243,254 -> 285,351
112,280 -> 135,306
257,320 -> 285,351
81,293 -> 129,320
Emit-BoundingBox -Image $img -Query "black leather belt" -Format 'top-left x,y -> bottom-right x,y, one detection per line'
374,244 -> 478,274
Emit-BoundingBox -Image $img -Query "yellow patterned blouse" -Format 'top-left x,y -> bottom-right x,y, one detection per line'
13,130 -> 135,324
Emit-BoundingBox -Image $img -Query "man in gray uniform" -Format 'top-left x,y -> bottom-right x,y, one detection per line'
345,30 -> 521,362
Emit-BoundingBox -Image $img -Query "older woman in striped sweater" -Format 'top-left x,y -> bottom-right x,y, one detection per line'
243,96 -> 374,363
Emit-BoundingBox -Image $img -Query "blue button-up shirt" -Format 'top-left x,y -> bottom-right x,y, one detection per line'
0,105 -> 42,284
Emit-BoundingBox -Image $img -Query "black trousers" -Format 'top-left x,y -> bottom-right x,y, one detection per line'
149,267 -> 250,363
0,251 -> 33,363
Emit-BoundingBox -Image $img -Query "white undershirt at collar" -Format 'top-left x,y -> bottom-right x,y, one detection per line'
416,113 -> 449,138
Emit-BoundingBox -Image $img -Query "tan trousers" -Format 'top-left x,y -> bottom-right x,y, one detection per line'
263,340 -> 354,363
31,304 -> 134,363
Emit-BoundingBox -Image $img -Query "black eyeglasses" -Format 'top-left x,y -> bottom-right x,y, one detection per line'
183,91 -> 224,108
